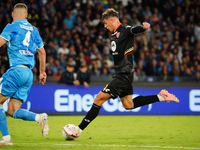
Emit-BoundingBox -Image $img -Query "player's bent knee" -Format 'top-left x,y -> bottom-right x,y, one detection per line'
123,103 -> 133,110
7,98 -> 22,117
93,92 -> 110,106
124,106 -> 133,110
7,108 -> 14,117
7,104 -> 14,116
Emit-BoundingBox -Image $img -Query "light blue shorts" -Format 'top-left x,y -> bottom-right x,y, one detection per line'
0,66 -> 33,102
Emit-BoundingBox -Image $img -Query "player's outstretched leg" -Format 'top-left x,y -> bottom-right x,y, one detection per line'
37,113 -> 49,137
0,105 -> 13,145
13,109 -> 49,137
158,89 -> 179,103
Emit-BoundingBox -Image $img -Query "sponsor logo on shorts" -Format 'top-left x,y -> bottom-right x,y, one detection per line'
105,89 -> 110,92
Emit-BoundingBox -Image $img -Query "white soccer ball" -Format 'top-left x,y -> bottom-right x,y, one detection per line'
62,124 -> 76,140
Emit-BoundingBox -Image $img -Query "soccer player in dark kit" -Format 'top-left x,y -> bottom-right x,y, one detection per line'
64,8 -> 179,138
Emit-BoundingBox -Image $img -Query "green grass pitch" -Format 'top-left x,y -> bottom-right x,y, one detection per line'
1,115 -> 200,150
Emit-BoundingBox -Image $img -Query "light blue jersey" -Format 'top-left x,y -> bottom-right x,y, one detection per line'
0,19 -> 43,69
0,19 -> 44,102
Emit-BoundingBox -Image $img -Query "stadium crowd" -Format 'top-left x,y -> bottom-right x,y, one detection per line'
0,0 -> 200,83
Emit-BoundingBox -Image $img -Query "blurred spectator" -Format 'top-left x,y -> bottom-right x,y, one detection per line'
160,64 -> 170,81
45,41 -> 57,58
53,68 -> 63,81
145,58 -> 158,76
194,21 -> 200,42
143,6 -> 152,19
57,40 -> 70,57
134,67 -> 146,81
68,44 -> 77,58
102,54 -> 114,69
172,60 -> 180,82
77,63 -> 91,88
100,61 -> 113,76
90,60 -> 100,76
52,59 -> 61,75
90,44 -> 101,60
45,65 -> 53,76
195,71 -> 200,81
67,56 -> 77,69
1,0 -> 200,83
45,56 -> 56,75
52,38 -> 59,51
63,10 -> 76,30
58,53 -> 67,71
58,63 -> 79,85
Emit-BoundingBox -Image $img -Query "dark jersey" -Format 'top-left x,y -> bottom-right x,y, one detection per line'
110,24 -> 145,75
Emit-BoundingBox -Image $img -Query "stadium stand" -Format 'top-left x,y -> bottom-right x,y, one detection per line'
0,0 -> 200,83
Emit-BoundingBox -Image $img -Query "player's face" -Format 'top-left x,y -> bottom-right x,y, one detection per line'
103,18 -> 114,32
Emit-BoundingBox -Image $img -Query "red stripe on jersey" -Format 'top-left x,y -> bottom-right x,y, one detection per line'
124,51 -> 134,57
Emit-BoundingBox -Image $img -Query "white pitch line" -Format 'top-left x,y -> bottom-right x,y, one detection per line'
15,143 -> 200,149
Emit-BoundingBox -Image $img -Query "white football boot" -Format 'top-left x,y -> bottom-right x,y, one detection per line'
65,125 -> 82,139
159,89 -> 179,103
38,113 -> 49,137
0,138 -> 13,145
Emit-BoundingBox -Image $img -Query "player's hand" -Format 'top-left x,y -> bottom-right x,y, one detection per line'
142,22 -> 150,30
39,72 -> 47,85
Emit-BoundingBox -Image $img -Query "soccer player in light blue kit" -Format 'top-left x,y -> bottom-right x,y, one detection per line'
0,3 -> 49,145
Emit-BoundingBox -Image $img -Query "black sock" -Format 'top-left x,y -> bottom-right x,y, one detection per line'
78,103 -> 101,130
132,95 -> 159,109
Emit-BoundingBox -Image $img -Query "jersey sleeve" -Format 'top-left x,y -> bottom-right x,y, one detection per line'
126,25 -> 146,35
34,27 -> 44,49
0,24 -> 13,41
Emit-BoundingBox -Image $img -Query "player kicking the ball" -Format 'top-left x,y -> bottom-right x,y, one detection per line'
0,3 -> 49,145
65,8 -> 179,139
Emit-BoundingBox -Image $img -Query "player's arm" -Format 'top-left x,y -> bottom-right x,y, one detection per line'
130,22 -> 150,35
0,36 -> 7,47
37,46 -> 47,85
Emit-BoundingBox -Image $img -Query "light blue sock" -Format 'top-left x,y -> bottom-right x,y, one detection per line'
0,105 -> 10,136
13,109 -> 36,121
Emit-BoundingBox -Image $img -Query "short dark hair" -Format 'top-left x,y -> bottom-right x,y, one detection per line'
66,62 -> 74,67
80,63 -> 87,68
14,3 -> 28,12
102,8 -> 119,20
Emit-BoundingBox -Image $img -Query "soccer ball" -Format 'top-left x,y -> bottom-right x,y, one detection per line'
62,124 -> 76,140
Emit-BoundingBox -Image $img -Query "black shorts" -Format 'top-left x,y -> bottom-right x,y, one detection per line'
102,74 -> 133,99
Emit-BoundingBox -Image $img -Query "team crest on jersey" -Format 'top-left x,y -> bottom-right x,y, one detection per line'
111,41 -> 116,52
116,32 -> 120,38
